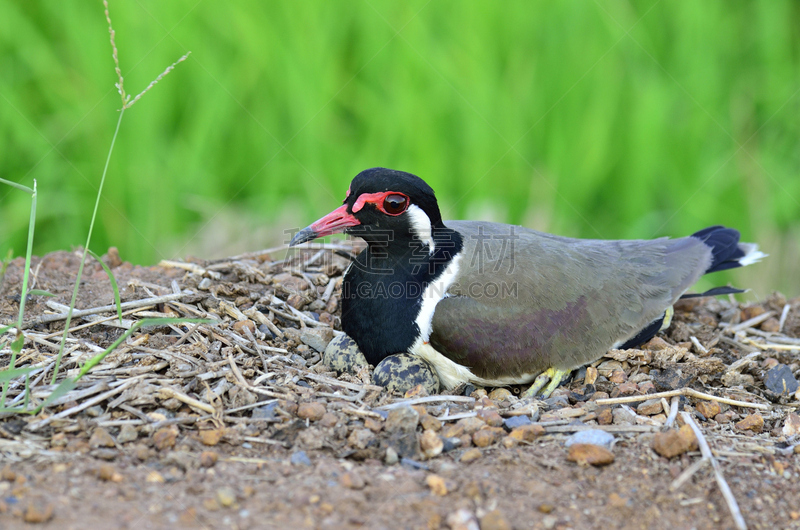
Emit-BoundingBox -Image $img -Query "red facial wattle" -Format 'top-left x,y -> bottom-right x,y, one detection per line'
353,191 -> 409,216
289,190 -> 409,246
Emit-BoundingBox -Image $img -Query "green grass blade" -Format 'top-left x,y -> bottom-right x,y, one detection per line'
1,181 -> 35,405
86,249 -> 122,323
53,109 -> 125,384
0,177 -> 33,194
0,366 -> 38,382
0,325 -> 12,335
75,317 -> 210,380
28,289 -> 55,297
34,377 -> 77,412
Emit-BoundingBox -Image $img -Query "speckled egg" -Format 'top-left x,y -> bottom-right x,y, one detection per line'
372,353 -> 440,395
322,333 -> 368,375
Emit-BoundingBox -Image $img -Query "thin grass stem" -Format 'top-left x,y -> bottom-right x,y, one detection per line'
0,181 -> 36,406
52,109 -> 125,383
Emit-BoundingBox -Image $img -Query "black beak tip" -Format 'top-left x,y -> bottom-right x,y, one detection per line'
289,227 -> 318,247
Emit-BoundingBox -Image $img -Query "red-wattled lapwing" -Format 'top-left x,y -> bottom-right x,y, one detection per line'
290,168 -> 765,397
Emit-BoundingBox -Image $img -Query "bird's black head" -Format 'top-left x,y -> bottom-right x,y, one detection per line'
290,168 -> 444,249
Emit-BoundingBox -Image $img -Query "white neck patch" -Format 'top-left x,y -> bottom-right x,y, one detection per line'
406,204 -> 435,254
414,252 -> 462,342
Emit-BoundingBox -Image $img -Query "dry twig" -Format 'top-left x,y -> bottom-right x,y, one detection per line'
595,388 -> 770,410
680,412 -> 748,530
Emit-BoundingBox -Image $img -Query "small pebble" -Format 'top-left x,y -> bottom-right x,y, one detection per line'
714,412 -> 733,423
232,319 -> 256,335
85,405 -> 104,417
487,388 -> 513,401
612,407 -> 636,425
216,487 -> 236,508
253,401 -> 280,420
567,444 -> 615,466
441,437 -> 461,453
23,501 -> 54,523
764,364 -> 799,396
300,328 -> 334,353
472,428 -> 503,448
609,370 -> 627,384
200,451 -> 218,468
644,336 -> 671,350
476,409 -> 504,427
455,417 -> 486,435
652,425 -> 697,458
385,447 -> 399,465
290,451 -> 312,466
608,493 -> 627,508
420,430 -> 443,459
385,406 -> 420,457
636,399 -> 663,416
146,471 -> 165,483
695,400 -> 721,419
152,426 -> 178,451
597,408 -> 613,425
783,413 -> 800,437
564,429 -> 615,449
735,413 -> 764,433
460,448 -> 482,463
544,395 -> 569,410
347,428 -> 374,450
740,305 -> 765,320
117,424 -> 138,444
760,317 -> 781,333
341,472 -> 365,490
199,429 -> 224,446
420,415 -> 441,432
98,464 -> 121,482
426,474 -> 448,496
446,508 -> 479,530
297,402 -> 327,421
504,415 -> 532,429
612,381 -> 639,397
320,412 -> 340,428
597,360 -> 624,377
89,428 -> 115,448
508,424 -> 545,442
638,381 -> 657,394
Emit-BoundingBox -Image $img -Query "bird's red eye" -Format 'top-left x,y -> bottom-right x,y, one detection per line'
382,194 -> 408,215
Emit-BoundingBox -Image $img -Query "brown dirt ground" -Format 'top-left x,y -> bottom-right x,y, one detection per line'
0,248 -> 799,530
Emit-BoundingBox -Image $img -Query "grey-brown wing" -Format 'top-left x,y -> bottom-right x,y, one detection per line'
428,221 -> 711,380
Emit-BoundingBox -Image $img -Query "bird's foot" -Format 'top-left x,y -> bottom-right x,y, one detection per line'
522,367 -> 570,399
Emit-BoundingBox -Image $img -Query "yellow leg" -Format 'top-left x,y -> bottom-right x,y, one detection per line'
522,367 -> 570,399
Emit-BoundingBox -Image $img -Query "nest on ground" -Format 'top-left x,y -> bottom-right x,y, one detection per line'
0,245 -> 798,466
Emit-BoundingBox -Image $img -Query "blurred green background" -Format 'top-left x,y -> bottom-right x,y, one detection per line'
1,1 -> 798,297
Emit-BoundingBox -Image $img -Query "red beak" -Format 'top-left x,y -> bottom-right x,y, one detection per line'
289,204 -> 361,246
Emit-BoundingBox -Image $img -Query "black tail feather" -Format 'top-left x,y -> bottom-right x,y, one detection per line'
679,286 -> 746,299
690,226 -> 745,274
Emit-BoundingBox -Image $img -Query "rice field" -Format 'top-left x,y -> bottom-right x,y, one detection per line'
1,1 -> 798,295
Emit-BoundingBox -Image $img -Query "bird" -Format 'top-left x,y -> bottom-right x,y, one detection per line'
290,168 -> 765,397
